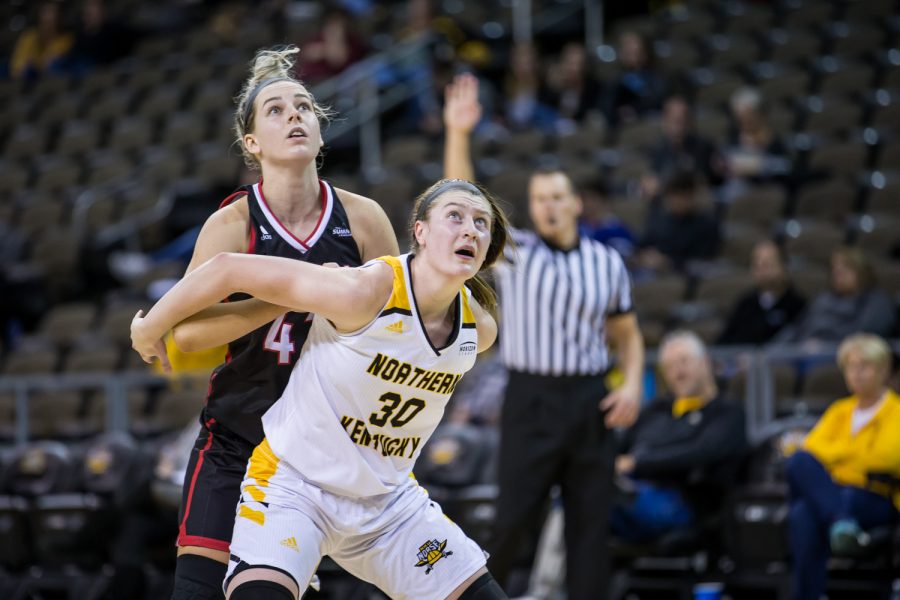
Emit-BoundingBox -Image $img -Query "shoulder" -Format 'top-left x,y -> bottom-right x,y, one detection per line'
584,238 -> 628,267
333,186 -> 397,257
333,186 -> 388,223
865,287 -> 894,306
822,397 -> 856,418
512,227 -> 536,242
358,257 -> 402,292
208,192 -> 250,227
710,395 -> 745,417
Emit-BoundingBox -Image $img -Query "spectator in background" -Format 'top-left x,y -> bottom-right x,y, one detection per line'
786,333 -> 900,600
65,0 -> 135,76
604,30 -> 667,126
297,6 -> 367,83
613,330 -> 747,542
643,94 -> 725,199
10,2 -> 73,82
718,240 -> 806,346
722,87 -> 791,200
775,247 -> 895,346
637,170 -> 720,272
543,42 -> 603,134
381,0 -> 470,136
579,176 -> 636,259
502,43 -> 558,133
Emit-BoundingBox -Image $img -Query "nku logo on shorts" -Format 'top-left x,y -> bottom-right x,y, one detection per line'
415,538 -> 453,574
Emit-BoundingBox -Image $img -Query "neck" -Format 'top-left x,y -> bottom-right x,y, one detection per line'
259,162 -> 320,223
760,282 -> 786,296
688,380 -> 718,401
857,388 -> 885,408
543,227 -> 579,250
409,255 -> 462,323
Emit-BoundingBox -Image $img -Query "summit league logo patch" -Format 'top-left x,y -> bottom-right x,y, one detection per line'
414,538 -> 453,574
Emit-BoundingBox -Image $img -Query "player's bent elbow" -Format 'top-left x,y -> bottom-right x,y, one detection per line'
171,323 -> 200,353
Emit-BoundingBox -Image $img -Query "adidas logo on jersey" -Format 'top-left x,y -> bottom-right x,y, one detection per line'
385,321 -> 404,334
259,225 -> 273,241
280,537 -> 299,552
331,226 -> 352,237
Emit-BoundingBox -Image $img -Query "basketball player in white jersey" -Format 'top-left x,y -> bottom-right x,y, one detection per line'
132,179 -> 511,599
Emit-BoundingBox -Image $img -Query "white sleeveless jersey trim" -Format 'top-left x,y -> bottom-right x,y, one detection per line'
251,180 -> 334,253
261,253 -> 479,498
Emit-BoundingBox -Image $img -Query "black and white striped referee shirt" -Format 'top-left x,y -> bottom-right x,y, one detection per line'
493,229 -> 634,376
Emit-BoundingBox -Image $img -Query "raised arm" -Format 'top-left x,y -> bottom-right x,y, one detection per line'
132,254 -> 393,367
443,73 -> 480,182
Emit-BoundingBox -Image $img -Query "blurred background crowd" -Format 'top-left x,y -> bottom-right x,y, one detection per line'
0,0 -> 899,598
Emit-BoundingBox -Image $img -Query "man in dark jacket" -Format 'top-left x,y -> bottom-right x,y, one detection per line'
613,330 -> 747,541
637,170 -> 721,272
718,240 -> 806,346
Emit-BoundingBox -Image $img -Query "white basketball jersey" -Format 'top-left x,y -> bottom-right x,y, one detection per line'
261,254 -> 480,498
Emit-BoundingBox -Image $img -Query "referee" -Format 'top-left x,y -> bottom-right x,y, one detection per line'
443,75 -> 644,599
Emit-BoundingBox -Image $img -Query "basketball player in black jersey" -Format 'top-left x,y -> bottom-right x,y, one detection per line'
138,46 -> 399,600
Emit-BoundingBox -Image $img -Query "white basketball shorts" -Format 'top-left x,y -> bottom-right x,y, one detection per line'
225,438 -> 487,599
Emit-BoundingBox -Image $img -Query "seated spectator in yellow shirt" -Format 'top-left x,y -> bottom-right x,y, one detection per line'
10,2 -> 73,81
786,333 -> 900,600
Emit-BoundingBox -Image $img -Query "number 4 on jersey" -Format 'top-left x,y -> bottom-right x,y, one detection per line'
264,314 -> 295,364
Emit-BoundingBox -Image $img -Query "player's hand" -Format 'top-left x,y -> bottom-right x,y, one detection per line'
131,310 -> 172,373
599,383 -> 640,428
443,73 -> 482,134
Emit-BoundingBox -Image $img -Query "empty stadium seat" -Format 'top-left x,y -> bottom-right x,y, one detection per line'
633,276 -> 688,321
695,271 -> 752,316
783,219 -> 847,267
37,302 -> 97,350
727,185 -> 786,229
792,177 -> 858,221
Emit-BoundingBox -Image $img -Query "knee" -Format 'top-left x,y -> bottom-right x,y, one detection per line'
786,451 -> 819,484
172,554 -> 228,600
457,573 -> 508,599
228,580 -> 295,600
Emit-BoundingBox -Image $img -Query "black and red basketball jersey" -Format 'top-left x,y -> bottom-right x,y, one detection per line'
203,179 -> 363,444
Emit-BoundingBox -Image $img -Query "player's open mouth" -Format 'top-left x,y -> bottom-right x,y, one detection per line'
287,127 -> 307,138
455,248 -> 475,258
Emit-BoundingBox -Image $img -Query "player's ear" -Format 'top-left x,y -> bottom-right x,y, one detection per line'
414,220 -> 428,248
243,133 -> 260,155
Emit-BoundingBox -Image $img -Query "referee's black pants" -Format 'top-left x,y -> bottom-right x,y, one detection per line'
488,370 -> 614,600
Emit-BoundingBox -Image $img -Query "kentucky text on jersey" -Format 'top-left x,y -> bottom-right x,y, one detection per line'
366,353 -> 463,395
340,415 -> 422,458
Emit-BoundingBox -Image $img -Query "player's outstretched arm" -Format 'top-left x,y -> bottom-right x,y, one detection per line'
171,299 -> 290,352
132,254 -> 392,367
164,196 -> 290,352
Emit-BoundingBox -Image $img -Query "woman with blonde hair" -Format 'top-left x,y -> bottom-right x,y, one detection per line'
786,333 -> 900,600
145,45 -> 399,599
